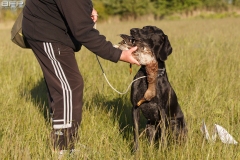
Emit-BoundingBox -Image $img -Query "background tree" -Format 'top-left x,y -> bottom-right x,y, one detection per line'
0,0 -> 239,21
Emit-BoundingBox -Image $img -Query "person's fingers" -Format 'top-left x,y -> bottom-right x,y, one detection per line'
91,8 -> 98,22
119,47 -> 140,66
131,57 -> 140,66
129,46 -> 140,65
91,15 -> 98,22
130,46 -> 137,52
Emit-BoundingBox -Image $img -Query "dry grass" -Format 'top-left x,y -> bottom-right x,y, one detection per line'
0,17 -> 240,159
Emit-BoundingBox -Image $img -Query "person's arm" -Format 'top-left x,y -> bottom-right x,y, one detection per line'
90,8 -> 139,65
55,0 -> 138,64
56,0 -> 119,61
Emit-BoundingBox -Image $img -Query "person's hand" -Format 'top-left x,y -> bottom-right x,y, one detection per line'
120,46 -> 140,66
91,8 -> 98,23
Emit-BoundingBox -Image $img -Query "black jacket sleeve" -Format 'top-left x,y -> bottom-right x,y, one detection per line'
55,0 -> 122,62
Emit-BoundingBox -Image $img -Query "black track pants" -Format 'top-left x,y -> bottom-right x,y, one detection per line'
27,40 -> 83,150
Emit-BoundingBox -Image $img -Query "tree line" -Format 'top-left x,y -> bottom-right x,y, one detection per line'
92,0 -> 240,20
1,0 -> 240,21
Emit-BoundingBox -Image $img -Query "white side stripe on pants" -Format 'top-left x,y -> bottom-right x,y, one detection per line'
43,42 -> 72,129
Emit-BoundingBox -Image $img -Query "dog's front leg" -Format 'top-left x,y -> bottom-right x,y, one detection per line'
132,106 -> 140,152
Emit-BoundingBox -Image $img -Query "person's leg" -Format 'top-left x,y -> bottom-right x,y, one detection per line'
27,40 -> 83,150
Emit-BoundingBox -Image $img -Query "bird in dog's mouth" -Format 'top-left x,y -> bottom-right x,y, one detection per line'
114,34 -> 158,106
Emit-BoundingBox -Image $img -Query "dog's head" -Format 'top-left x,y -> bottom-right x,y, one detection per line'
130,26 -> 172,61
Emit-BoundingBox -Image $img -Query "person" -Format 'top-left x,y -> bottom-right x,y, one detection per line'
22,0 -> 139,154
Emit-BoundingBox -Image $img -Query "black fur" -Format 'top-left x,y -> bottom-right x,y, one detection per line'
130,26 -> 187,151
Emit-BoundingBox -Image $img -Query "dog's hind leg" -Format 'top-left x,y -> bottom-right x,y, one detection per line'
169,113 -> 188,142
146,121 -> 157,146
132,106 -> 140,152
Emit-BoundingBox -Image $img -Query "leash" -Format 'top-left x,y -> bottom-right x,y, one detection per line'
93,23 -> 165,95
96,55 -> 147,95
93,22 -> 144,94
92,23 -> 139,94
93,23 -> 144,94
96,56 -> 166,95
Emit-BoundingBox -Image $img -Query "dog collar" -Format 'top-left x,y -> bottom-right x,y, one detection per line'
158,68 -> 165,77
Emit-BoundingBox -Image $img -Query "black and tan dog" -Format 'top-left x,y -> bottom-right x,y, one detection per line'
116,26 -> 187,151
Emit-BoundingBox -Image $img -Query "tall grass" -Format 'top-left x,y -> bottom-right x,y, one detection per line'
0,18 -> 240,159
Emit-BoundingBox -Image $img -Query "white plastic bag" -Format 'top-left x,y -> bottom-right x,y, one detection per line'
200,120 -> 238,145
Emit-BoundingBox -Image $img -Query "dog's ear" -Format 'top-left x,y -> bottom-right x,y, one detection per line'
154,34 -> 172,61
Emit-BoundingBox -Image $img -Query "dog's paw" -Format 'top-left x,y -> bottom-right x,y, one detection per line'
137,89 -> 156,106
137,98 -> 146,106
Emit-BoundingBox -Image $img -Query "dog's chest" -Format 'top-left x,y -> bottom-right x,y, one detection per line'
140,103 -> 160,122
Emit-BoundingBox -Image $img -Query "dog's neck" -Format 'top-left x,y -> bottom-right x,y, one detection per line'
158,61 -> 165,69
140,62 -> 166,77
158,68 -> 165,77
158,61 -> 166,77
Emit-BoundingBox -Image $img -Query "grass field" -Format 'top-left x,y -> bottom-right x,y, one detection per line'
0,18 -> 240,160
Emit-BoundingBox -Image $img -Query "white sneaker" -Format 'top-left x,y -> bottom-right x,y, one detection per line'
59,150 -> 67,155
57,150 -> 68,159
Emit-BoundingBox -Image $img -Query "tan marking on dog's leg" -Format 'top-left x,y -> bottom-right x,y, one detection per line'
137,98 -> 146,106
